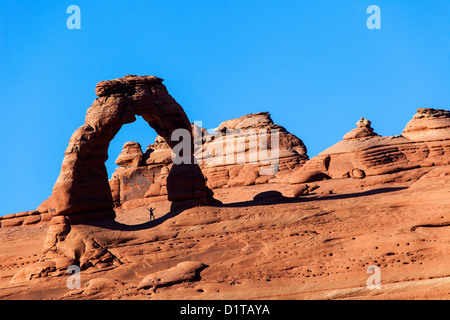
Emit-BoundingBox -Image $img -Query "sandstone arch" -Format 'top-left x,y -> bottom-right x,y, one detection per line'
51,75 -> 214,223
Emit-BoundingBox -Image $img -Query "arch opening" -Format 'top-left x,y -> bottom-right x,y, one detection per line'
50,75 -> 216,223
106,115 -> 157,179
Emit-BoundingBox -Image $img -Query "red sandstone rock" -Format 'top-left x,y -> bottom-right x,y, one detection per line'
36,197 -> 53,213
402,108 -> 450,141
298,108 -> 450,180
1,217 -> 24,228
23,215 -> 41,226
137,261 -> 205,290
289,170 -> 331,184
351,168 -> 366,179
199,112 -> 307,166
293,184 -> 309,197
144,182 -> 162,198
10,261 -> 57,284
51,75 -> 215,220
115,142 -> 143,168
2,105 -> 450,300
108,112 -> 308,208
143,135 -> 172,165
3,167 -> 449,299
343,117 -> 379,140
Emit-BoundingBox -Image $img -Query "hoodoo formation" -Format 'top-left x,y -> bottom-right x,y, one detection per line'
0,76 -> 449,300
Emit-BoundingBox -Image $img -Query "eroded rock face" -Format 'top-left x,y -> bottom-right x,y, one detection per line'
51,75 -> 214,221
201,112 -> 307,162
343,117 -> 379,140
137,261 -> 206,290
402,108 -> 450,141
143,135 -> 172,165
293,108 -> 450,180
108,112 -> 309,207
199,112 -> 308,188
115,142 -> 143,168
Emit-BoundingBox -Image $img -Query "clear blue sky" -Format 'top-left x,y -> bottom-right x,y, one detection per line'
0,0 -> 449,215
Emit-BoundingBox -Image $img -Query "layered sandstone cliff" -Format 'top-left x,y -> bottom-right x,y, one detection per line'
2,101 -> 449,229
109,112 -> 309,208
288,108 -> 450,183
3,76 -> 450,301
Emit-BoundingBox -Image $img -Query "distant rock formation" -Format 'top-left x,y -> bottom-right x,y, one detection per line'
109,112 -> 309,208
402,108 -> 450,141
291,108 -> 450,181
343,117 -> 379,140
198,112 -> 308,188
115,142 -> 144,168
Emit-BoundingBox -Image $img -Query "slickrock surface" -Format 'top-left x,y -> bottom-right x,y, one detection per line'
1,72 -> 448,301
343,117 -> 379,140
1,164 -> 449,300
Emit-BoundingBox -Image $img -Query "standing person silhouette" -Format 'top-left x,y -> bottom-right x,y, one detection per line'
147,207 -> 156,221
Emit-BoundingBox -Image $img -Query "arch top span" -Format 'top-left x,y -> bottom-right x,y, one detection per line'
51,75 -> 215,222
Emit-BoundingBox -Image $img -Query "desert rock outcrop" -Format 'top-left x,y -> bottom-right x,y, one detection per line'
402,108 -> 450,141
292,108 -> 450,180
115,142 -> 144,168
51,75 -> 215,222
109,112 -> 309,208
343,117 -> 379,140
2,100 -> 450,300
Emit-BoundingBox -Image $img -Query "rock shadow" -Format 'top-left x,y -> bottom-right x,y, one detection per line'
83,209 -> 185,231
220,187 -> 408,208
81,187 -> 408,231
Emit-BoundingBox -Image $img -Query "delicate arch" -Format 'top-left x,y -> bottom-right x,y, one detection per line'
51,75 -> 214,222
